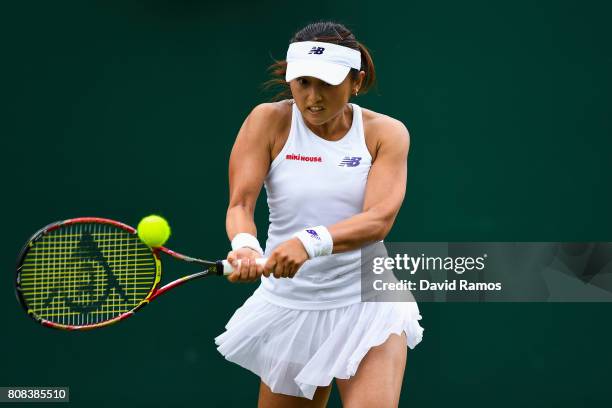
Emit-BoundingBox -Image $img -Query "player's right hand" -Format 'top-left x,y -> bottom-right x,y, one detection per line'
226,248 -> 265,283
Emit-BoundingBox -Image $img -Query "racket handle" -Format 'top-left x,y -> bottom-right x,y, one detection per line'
221,258 -> 268,275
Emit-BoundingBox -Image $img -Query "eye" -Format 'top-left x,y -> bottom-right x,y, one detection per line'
297,77 -> 309,85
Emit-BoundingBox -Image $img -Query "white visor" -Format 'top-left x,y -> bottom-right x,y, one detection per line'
285,41 -> 361,86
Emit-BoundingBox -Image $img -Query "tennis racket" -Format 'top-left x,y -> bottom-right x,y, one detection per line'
15,217 -> 267,331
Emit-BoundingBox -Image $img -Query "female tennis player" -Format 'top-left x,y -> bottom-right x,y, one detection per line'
215,21 -> 423,407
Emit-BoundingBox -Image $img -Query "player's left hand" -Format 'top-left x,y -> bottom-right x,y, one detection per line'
265,238 -> 309,278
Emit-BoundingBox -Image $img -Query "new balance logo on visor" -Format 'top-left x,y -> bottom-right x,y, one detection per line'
338,157 -> 362,167
308,47 -> 325,55
306,229 -> 321,240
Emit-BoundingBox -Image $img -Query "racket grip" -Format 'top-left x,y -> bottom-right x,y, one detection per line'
221,258 -> 268,275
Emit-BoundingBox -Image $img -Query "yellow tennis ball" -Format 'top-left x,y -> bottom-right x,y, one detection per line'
137,215 -> 171,247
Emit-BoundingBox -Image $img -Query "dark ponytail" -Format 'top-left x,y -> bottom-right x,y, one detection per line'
263,21 -> 377,101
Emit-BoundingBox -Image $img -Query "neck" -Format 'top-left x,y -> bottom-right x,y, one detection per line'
304,104 -> 353,141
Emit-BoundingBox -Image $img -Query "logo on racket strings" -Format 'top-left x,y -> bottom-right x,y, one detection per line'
43,232 -> 129,313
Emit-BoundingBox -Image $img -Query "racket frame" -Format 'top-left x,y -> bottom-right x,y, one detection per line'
15,217 -> 224,331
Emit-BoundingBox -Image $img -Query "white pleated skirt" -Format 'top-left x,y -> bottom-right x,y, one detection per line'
215,288 -> 424,400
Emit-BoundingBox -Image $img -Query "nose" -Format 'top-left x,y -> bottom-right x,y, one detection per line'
306,86 -> 323,104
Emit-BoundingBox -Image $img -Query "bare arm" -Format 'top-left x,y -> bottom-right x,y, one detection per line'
225,103 -> 294,282
226,103 -> 278,240
328,118 -> 410,252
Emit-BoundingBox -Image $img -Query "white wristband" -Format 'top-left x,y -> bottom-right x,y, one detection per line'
293,226 -> 333,259
231,233 -> 264,256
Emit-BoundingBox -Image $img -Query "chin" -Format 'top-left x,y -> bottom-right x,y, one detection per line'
304,114 -> 330,126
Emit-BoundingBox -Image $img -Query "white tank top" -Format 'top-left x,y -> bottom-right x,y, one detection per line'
256,101 -> 373,310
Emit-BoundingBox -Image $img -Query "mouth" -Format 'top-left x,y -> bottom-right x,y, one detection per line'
307,106 -> 325,114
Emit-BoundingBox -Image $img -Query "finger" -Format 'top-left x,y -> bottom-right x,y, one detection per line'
279,256 -> 292,278
281,262 -> 291,278
262,259 -> 274,278
240,258 -> 251,281
227,271 -> 238,283
256,262 -> 265,280
288,264 -> 298,278
248,259 -> 258,281
273,261 -> 284,279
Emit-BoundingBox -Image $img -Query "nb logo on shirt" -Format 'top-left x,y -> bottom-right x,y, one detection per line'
338,157 -> 362,167
308,47 -> 325,55
306,229 -> 321,240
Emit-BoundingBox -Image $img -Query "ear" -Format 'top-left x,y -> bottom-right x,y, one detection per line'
353,71 -> 366,94
358,70 -> 366,86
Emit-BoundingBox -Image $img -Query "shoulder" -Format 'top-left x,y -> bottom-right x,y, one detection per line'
241,101 -> 293,152
360,106 -> 410,160
237,100 -> 293,160
247,100 -> 293,133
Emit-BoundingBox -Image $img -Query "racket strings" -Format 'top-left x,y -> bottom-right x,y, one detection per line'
19,222 -> 158,326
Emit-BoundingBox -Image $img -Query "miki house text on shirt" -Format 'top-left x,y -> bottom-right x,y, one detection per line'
286,153 -> 323,163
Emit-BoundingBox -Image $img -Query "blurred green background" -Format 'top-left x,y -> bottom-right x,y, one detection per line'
2,1 -> 611,406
